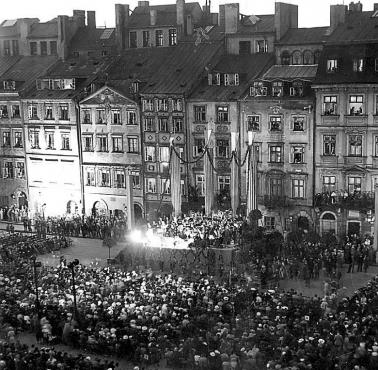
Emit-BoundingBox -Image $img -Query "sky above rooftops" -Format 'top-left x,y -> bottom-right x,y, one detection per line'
3,0 -> 377,29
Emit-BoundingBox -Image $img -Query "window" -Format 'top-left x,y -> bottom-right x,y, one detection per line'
143,99 -> 154,111
127,136 -> 139,153
146,178 -> 157,193
217,106 -> 229,122
218,176 -> 230,192
292,179 -> 305,198
256,40 -> 268,53
130,81 -> 139,93
99,169 -> 111,187
375,58 -> 378,72
349,134 -> 362,156
375,136 -> 378,156
250,81 -> 267,97
144,117 -> 155,131
157,99 -> 168,111
348,176 -> 361,194
11,105 -> 20,118
208,73 -> 221,85
323,135 -> 336,156
292,51 -> 302,65
172,99 -> 182,112
97,135 -> 108,152
2,131 -> 10,147
155,30 -> 163,47
40,41 -> 47,56
0,105 -> 8,118
127,111 -> 137,125
30,42 -> 37,55
292,116 -> 305,131
291,145 -> 305,164
269,116 -> 282,131
86,168 -> 95,186
3,40 -> 10,55
193,138 -> 205,157
158,117 -> 169,132
3,162 -> 13,179
145,146 -> 156,161
11,40 -> 18,55
181,179 -> 186,196
272,81 -> 283,97
45,131 -> 55,149
129,31 -> 137,48
194,105 -> 206,122
3,81 -> 16,90
16,162 -> 25,179
323,176 -> 336,192
173,118 -> 183,132
327,59 -> 338,73
224,73 -> 239,86
112,109 -> 121,125
59,104 -> 69,121
114,169 -> 125,188
50,41 -> 57,55
112,135 -> 123,152
281,51 -> 290,65
29,129 -> 40,149
61,133 -> 70,150
239,41 -> 251,55
83,135 -> 93,151
161,178 -> 171,194
142,31 -> 150,47
196,174 -> 205,196
247,115 -> 260,131
270,178 -> 283,196
216,139 -> 230,158
45,105 -> 54,120
14,131 -> 22,148
323,96 -> 337,115
290,81 -> 304,97
159,146 -> 170,163
269,145 -> 282,163
29,104 -> 39,120
353,58 -> 364,72
96,109 -> 106,124
303,50 -> 314,65
82,109 -> 91,124
264,216 -> 275,230
169,29 -> 177,46
131,171 -> 140,189
349,95 -> 364,115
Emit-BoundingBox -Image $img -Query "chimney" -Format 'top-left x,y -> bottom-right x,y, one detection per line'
73,10 -> 85,28
150,10 -> 157,26
375,3 -> 378,11
18,19 -> 34,55
349,1 -> 363,12
186,14 -> 193,35
224,3 -> 239,34
177,0 -> 185,30
115,4 -> 130,51
219,5 -> 225,28
329,4 -> 347,34
138,1 -> 149,6
87,11 -> 96,29
57,15 -> 69,59
274,2 -> 298,41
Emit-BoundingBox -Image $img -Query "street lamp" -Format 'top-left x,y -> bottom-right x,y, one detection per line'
67,259 -> 80,320
30,256 -> 42,318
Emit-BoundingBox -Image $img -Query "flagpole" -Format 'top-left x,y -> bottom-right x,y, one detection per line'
125,167 -> 134,231
231,132 -> 239,216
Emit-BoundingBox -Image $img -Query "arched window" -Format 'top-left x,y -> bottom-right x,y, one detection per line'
314,50 -> 322,64
321,212 -> 336,235
292,50 -> 302,65
303,50 -> 314,65
281,50 -> 290,65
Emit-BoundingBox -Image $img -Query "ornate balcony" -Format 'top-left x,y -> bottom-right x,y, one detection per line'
314,191 -> 374,210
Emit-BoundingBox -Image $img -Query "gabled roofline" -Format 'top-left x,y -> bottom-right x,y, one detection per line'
79,84 -> 137,105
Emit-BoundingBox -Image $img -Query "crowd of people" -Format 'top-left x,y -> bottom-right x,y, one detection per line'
0,205 -> 28,223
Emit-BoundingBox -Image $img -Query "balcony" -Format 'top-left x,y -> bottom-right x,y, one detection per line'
321,115 -> 339,125
345,114 -> 367,126
259,195 -> 291,208
314,191 -> 374,210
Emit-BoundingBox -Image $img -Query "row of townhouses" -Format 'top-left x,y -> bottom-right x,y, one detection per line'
1,0 -> 377,239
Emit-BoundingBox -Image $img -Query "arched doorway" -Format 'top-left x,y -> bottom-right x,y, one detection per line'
92,200 -> 108,217
134,204 -> 143,220
18,192 -> 28,209
66,200 -> 78,215
297,216 -> 309,231
320,212 -> 337,235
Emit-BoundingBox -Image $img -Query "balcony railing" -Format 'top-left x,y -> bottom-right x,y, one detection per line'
259,195 -> 291,208
314,191 -> 374,210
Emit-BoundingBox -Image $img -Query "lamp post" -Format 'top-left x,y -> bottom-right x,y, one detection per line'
30,256 -> 42,318
67,259 -> 80,319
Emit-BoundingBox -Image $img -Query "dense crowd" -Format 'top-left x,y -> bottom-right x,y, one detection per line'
0,205 -> 28,223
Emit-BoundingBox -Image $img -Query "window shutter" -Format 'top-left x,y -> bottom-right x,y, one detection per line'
290,147 -> 294,163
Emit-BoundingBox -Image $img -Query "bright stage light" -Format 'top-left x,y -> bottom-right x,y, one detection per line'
129,229 -> 142,243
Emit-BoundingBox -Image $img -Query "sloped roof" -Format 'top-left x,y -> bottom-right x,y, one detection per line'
69,27 -> 116,50
0,56 -> 21,78
129,2 -> 201,28
236,14 -> 275,34
29,21 -> 57,39
262,64 -> 318,81
190,53 -> 274,101
277,27 -> 328,45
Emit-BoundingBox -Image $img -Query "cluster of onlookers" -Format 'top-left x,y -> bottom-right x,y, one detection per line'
0,205 -> 28,223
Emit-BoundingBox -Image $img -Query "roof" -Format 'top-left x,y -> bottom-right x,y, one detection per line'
0,18 -> 39,37
277,27 -> 328,45
128,2 -> 201,28
236,14 -> 275,34
0,56 -> 21,78
328,10 -> 378,44
69,27 -> 116,51
190,53 -> 275,101
141,41 -> 223,95
261,64 -> 318,81
28,21 -> 57,39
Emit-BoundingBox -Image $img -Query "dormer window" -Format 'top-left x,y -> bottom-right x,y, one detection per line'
250,82 -> 267,97
272,81 -> 283,97
290,81 -> 304,97
327,59 -> 338,73
208,73 -> 221,86
36,78 -> 75,90
3,81 -> 15,90
353,58 -> 364,72
224,73 -> 239,86
256,40 -> 268,53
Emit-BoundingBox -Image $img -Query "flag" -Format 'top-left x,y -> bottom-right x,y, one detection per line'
125,169 -> 134,231
231,132 -> 239,216
247,145 -> 258,216
170,145 -> 181,217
